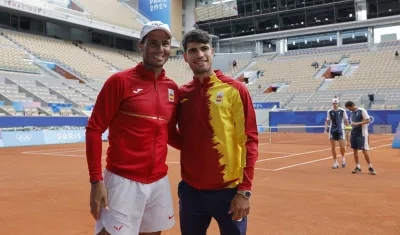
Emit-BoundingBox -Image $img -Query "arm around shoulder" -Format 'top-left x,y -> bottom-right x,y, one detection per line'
167,97 -> 182,150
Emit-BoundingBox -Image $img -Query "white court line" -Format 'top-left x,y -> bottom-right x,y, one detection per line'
257,148 -> 330,162
38,149 -> 87,154
21,146 -> 108,154
255,168 -> 276,171
273,143 -> 392,171
256,138 -> 393,163
22,152 -> 87,158
20,151 -> 181,164
22,147 -> 84,153
258,136 -> 393,145
275,138 -> 312,144
254,168 -> 274,171
259,151 -> 298,154
368,138 -> 394,143
19,138 -> 393,167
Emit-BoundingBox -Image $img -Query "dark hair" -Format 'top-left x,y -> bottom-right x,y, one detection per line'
345,101 -> 355,107
139,36 -> 147,44
182,29 -> 211,52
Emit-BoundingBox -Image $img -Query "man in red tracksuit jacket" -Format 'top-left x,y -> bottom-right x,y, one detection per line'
85,21 -> 179,235
175,29 -> 259,235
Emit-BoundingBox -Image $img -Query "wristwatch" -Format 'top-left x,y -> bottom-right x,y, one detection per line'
237,190 -> 252,199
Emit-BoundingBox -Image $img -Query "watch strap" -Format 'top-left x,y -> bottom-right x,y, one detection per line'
237,190 -> 251,198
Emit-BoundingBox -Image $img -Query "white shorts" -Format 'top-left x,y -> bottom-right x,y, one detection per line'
95,169 -> 175,235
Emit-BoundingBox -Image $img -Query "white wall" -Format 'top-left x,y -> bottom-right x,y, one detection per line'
374,25 -> 400,43
355,0 -> 367,21
213,52 -> 253,72
183,0 -> 196,35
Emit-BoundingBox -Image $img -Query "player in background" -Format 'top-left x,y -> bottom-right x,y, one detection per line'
85,21 -> 179,235
175,29 -> 259,235
344,101 -> 377,175
324,98 -> 349,169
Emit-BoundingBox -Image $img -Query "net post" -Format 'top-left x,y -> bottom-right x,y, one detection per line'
269,126 -> 272,143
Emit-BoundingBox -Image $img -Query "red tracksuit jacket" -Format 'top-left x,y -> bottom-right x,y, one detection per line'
176,70 -> 258,191
86,62 -> 179,184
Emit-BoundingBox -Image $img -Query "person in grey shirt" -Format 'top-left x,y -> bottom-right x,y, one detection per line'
344,101 -> 377,175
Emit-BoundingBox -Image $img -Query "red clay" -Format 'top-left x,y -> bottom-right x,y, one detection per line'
0,134 -> 399,235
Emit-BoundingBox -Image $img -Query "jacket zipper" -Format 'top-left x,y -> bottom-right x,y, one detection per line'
200,83 -> 205,181
148,77 -> 159,183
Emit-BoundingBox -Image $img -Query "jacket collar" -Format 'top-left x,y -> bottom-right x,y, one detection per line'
193,70 -> 224,86
134,62 -> 166,80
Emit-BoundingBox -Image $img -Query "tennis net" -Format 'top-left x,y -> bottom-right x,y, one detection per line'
258,125 -> 350,146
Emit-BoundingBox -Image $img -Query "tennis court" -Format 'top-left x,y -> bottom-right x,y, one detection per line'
0,131 -> 399,235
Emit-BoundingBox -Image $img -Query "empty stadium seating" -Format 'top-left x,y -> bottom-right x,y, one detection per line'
328,50 -> 400,90
2,25 -> 400,117
3,31 -> 115,82
282,43 -> 370,58
0,71 -> 99,116
195,2 -> 238,22
74,0 -> 143,31
249,42 -> 400,113
0,35 -> 41,74
251,55 -> 341,90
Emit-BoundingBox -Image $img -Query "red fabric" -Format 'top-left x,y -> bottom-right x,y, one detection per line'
86,62 -> 179,184
177,71 -> 258,191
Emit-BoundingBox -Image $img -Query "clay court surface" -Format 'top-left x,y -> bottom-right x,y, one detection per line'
1,132 -> 400,235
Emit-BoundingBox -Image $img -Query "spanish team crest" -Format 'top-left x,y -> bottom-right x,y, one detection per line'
168,89 -> 174,102
215,92 -> 224,104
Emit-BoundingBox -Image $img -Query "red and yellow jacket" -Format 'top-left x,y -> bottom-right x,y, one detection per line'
176,70 -> 258,191
86,63 -> 179,184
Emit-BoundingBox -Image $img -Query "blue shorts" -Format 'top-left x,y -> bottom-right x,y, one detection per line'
178,180 -> 247,235
330,130 -> 344,141
350,134 -> 369,150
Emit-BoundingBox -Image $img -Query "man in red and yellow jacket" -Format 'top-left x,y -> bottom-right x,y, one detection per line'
175,29 -> 259,235
86,21 -> 179,235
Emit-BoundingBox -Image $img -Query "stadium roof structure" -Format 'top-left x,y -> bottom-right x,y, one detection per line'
219,14 -> 400,43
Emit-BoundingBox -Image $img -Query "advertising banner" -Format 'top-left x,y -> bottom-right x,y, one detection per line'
42,129 -> 85,145
0,130 -> 4,147
253,102 -> 280,109
139,0 -> 170,26
1,131 -> 45,147
0,128 -> 109,148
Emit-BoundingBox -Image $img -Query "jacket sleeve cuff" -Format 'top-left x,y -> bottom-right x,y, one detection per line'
90,174 -> 104,183
237,183 -> 252,191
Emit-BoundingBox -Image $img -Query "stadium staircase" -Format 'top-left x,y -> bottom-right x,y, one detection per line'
317,79 -> 333,91
233,61 -> 257,80
315,55 -> 361,91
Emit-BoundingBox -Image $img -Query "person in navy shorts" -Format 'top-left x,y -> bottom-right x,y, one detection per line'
344,101 -> 377,175
324,98 -> 349,169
